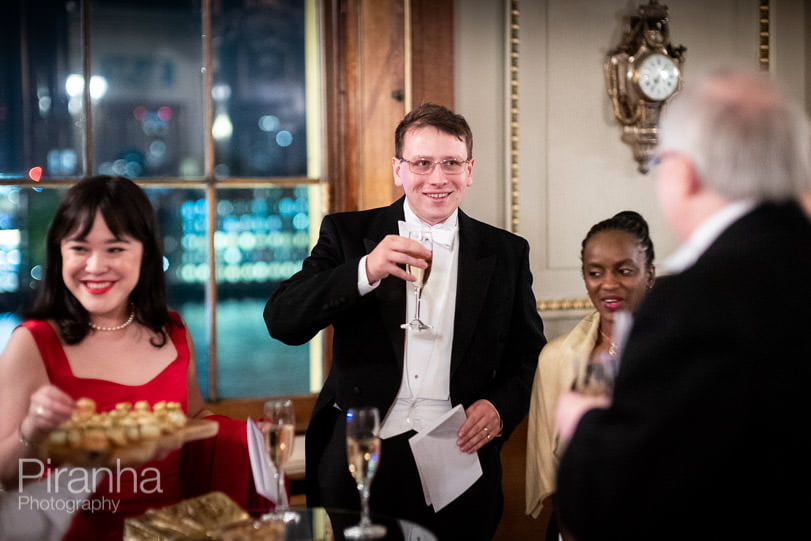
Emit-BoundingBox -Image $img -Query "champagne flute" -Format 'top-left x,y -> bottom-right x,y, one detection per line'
262,399 -> 296,520
573,353 -> 617,397
344,407 -> 386,539
400,230 -> 433,331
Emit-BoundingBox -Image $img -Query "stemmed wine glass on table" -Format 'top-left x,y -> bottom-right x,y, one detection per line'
262,398 -> 296,521
344,407 -> 387,539
401,230 -> 433,331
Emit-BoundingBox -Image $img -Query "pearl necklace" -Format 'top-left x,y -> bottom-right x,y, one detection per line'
89,308 -> 135,332
599,329 -> 618,358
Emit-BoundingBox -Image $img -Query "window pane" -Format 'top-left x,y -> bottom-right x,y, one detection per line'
214,187 -> 311,398
0,187 -> 63,344
91,0 -> 205,178
1,1 -> 83,179
212,0 -> 308,177
146,188 -> 210,396
1,0 -> 321,403
1,185 -> 314,397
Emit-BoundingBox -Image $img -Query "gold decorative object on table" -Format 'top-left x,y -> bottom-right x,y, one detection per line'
218,517 -> 287,541
124,491 -> 253,540
41,397 -> 218,468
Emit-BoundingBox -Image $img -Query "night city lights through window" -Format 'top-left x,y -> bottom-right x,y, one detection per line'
0,0 -> 322,400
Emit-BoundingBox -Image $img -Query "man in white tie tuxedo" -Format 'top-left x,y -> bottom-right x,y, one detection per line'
265,103 -> 545,540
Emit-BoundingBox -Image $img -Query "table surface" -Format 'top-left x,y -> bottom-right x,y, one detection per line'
235,506 -> 438,541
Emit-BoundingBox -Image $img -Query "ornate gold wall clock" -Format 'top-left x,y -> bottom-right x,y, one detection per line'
605,0 -> 686,173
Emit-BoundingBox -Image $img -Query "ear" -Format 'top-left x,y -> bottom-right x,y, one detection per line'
465,158 -> 474,187
392,157 -> 404,187
647,264 -> 656,289
662,154 -> 701,200
680,159 -> 703,197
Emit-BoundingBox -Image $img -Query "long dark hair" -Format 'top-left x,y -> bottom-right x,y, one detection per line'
30,175 -> 169,346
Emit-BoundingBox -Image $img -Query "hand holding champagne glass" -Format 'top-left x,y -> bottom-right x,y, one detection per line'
401,230 -> 433,331
263,399 -> 296,519
557,356 -> 615,446
344,407 -> 386,539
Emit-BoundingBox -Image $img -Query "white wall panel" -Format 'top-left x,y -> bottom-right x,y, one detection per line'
455,0 -> 806,308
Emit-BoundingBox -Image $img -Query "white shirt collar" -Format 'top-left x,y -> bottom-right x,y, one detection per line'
402,199 -> 458,230
663,199 -> 756,274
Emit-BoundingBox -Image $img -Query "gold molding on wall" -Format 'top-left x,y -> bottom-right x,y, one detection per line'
759,0 -> 770,71
508,0 -> 520,234
537,298 -> 593,311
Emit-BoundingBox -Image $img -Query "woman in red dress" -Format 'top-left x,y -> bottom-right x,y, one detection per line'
0,176 -> 260,539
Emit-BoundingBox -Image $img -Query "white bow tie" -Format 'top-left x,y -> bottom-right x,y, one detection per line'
398,220 -> 457,249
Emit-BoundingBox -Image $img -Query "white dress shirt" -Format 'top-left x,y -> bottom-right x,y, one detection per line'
357,200 -> 459,438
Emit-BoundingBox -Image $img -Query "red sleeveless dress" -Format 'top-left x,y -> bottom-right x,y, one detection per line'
23,311 -> 189,540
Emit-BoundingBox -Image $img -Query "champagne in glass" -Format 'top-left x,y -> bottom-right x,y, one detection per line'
573,353 -> 617,397
406,257 -> 432,289
347,435 -> 381,487
262,399 -> 296,521
401,230 -> 433,331
267,423 -> 296,472
344,407 -> 387,539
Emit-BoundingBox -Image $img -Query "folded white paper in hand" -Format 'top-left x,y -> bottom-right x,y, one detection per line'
408,404 -> 482,512
247,417 -> 288,508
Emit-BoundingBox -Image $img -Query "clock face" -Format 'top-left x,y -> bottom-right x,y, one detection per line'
637,53 -> 680,101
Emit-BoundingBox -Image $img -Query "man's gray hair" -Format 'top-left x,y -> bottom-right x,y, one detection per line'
657,68 -> 811,201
